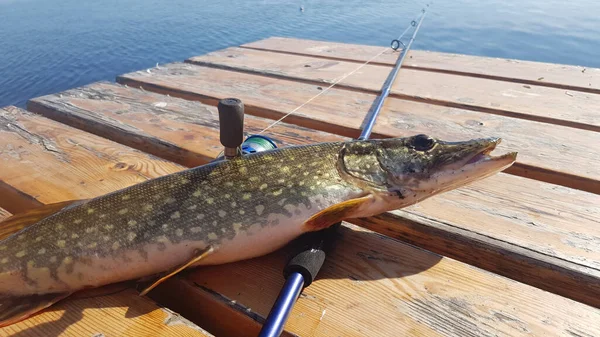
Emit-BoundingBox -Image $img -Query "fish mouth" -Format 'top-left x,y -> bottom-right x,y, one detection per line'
426,137 -> 517,194
464,138 -> 517,168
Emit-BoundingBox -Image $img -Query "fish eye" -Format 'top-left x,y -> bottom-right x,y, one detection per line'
410,134 -> 436,151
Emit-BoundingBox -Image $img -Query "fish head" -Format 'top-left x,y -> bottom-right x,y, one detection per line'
339,134 -> 517,205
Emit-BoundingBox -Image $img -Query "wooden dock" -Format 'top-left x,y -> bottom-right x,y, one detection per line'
0,37 -> 599,336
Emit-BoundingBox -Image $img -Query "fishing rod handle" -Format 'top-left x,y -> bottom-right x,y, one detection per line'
217,98 -> 245,156
283,223 -> 340,286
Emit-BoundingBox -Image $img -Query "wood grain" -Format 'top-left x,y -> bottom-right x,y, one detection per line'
0,107 -> 212,336
116,63 -> 600,193
0,289 -> 213,337
0,106 -> 183,210
186,47 -> 600,132
28,82 -> 600,307
242,37 -> 600,94
117,64 -> 365,138
27,81 -> 346,168
1,106 -> 599,335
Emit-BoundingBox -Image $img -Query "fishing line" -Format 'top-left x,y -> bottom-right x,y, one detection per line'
258,5 -> 429,135
257,48 -> 389,135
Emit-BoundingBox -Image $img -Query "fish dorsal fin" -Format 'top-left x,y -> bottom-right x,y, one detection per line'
0,199 -> 87,240
303,195 -> 373,231
139,245 -> 215,296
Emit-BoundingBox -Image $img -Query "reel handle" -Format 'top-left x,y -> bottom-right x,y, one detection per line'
217,98 -> 245,159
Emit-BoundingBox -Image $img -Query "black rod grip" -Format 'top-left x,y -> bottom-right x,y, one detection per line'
217,98 -> 244,148
283,223 -> 340,287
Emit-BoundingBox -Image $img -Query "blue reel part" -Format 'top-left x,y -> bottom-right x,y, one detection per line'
241,135 -> 277,154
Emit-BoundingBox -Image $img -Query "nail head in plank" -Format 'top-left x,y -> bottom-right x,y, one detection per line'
116,63 -> 600,193
242,37 -> 600,94
186,47 -> 600,132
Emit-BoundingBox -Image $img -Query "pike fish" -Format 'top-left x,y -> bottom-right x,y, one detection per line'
0,134 -> 516,326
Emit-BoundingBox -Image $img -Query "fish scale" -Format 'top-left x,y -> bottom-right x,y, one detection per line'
0,135 -> 517,327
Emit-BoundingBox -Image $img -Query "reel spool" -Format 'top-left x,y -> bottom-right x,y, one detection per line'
241,135 -> 277,154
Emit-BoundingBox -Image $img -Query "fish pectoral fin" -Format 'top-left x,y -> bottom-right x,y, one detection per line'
304,195 -> 373,231
138,245 -> 215,296
0,291 -> 72,327
0,199 -> 88,240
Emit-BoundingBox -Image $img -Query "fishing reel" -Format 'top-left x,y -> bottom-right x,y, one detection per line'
216,98 -> 333,337
215,98 -> 277,160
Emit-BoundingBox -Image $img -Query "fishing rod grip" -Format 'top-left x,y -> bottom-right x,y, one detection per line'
218,98 -> 245,158
283,223 -> 340,286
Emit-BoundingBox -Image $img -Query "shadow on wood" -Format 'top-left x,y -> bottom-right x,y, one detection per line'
1,287 -> 209,337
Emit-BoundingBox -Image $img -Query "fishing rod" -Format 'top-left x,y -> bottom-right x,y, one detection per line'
359,6 -> 428,140
255,6 -> 430,337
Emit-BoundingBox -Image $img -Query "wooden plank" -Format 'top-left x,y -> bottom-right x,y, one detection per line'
117,65 -> 365,138
0,289 -> 214,337
29,83 -> 600,307
186,47 -> 600,132
3,108 -> 600,336
27,81 -> 346,168
242,37 -> 600,94
116,63 -> 600,194
0,106 -> 183,208
0,107 -> 213,336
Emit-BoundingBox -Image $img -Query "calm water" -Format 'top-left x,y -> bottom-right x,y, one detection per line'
1,0 -> 599,108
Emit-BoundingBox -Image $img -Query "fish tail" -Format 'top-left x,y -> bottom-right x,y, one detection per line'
0,292 -> 71,327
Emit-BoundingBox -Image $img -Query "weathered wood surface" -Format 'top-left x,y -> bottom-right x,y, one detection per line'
117,64 -> 365,137
116,63 -> 600,193
186,47 -> 600,132
242,37 -> 600,94
0,107 -> 213,337
0,106 -> 183,212
27,81 -> 346,168
2,107 -> 600,336
26,85 -> 600,307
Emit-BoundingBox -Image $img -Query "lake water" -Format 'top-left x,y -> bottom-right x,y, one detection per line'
1,0 -> 598,108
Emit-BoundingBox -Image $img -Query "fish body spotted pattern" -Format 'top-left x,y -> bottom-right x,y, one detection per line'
0,143 -> 356,294
0,135 -> 517,326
